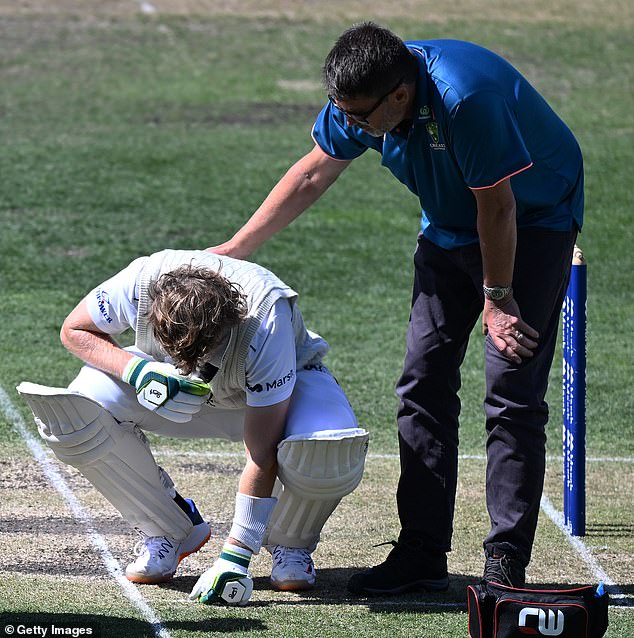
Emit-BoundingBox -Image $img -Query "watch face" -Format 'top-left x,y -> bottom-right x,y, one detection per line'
484,286 -> 511,300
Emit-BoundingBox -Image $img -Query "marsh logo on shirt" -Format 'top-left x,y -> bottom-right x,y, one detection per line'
95,289 -> 113,323
425,121 -> 446,151
265,369 -> 295,391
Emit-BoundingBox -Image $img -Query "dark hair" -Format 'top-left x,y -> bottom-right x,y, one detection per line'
322,22 -> 417,100
146,263 -> 247,375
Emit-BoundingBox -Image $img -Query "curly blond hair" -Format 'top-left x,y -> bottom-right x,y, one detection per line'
146,264 -> 248,375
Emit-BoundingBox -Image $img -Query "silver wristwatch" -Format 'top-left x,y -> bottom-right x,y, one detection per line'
483,284 -> 513,301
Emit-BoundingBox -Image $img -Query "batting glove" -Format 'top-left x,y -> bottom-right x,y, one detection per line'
122,357 -> 210,423
189,543 -> 254,606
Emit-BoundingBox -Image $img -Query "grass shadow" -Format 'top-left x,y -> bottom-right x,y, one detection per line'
164,570 -> 634,611
164,569 -> 477,612
584,522 -> 634,538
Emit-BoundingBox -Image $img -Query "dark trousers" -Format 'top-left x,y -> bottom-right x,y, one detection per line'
396,227 -> 577,565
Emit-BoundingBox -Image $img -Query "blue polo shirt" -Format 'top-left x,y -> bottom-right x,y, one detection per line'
312,39 -> 584,249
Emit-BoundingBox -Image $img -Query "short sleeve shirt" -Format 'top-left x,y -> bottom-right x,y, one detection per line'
85,258 -> 296,408
312,39 -> 584,249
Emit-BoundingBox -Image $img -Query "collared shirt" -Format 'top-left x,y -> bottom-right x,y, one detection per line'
312,39 -> 584,249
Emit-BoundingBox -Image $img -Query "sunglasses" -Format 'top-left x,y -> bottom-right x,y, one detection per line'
328,77 -> 404,125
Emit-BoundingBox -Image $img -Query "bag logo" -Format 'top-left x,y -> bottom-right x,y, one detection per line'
518,608 -> 565,636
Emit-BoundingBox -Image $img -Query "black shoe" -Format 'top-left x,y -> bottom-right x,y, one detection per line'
348,540 -> 449,595
483,550 -> 526,587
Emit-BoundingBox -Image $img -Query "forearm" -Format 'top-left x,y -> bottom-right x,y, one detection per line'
60,302 -> 133,378
228,401 -> 288,550
478,205 -> 516,288
474,180 -> 540,361
474,179 -> 518,290
237,400 -> 289,496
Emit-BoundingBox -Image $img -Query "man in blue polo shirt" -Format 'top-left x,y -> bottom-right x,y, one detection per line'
210,22 -> 583,594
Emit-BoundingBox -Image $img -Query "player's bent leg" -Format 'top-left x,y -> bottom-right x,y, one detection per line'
16,382 -> 211,583
266,427 -> 369,591
265,365 -> 367,591
16,382 -> 194,536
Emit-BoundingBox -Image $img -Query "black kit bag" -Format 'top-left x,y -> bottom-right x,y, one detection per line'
467,580 -> 609,638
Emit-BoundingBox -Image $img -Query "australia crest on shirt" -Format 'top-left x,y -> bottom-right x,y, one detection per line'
425,121 -> 446,151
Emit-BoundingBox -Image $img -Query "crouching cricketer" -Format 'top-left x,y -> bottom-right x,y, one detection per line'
17,249 -> 368,605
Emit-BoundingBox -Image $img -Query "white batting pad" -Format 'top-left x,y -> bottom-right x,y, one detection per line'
265,428 -> 368,549
16,382 -> 193,539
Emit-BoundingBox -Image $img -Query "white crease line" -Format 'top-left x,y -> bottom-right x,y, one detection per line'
540,495 -> 630,606
0,385 -> 174,638
156,450 -> 634,463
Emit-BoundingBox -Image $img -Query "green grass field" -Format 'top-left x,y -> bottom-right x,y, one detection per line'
1,1 -> 632,636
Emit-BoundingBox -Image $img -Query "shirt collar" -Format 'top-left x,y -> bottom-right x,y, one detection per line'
408,46 -> 434,123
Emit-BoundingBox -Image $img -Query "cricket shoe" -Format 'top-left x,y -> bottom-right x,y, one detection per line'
126,520 -> 211,584
270,546 -> 316,591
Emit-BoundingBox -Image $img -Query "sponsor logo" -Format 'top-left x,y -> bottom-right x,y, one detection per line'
519,608 -> 564,636
425,121 -> 446,151
95,288 -> 113,323
304,363 -> 327,373
265,369 -> 295,392
221,579 -> 246,604
246,382 -> 263,393
419,104 -> 431,119
156,537 -> 174,559
143,380 -> 167,406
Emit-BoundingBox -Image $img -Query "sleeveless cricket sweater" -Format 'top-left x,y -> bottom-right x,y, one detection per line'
135,249 -> 328,409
